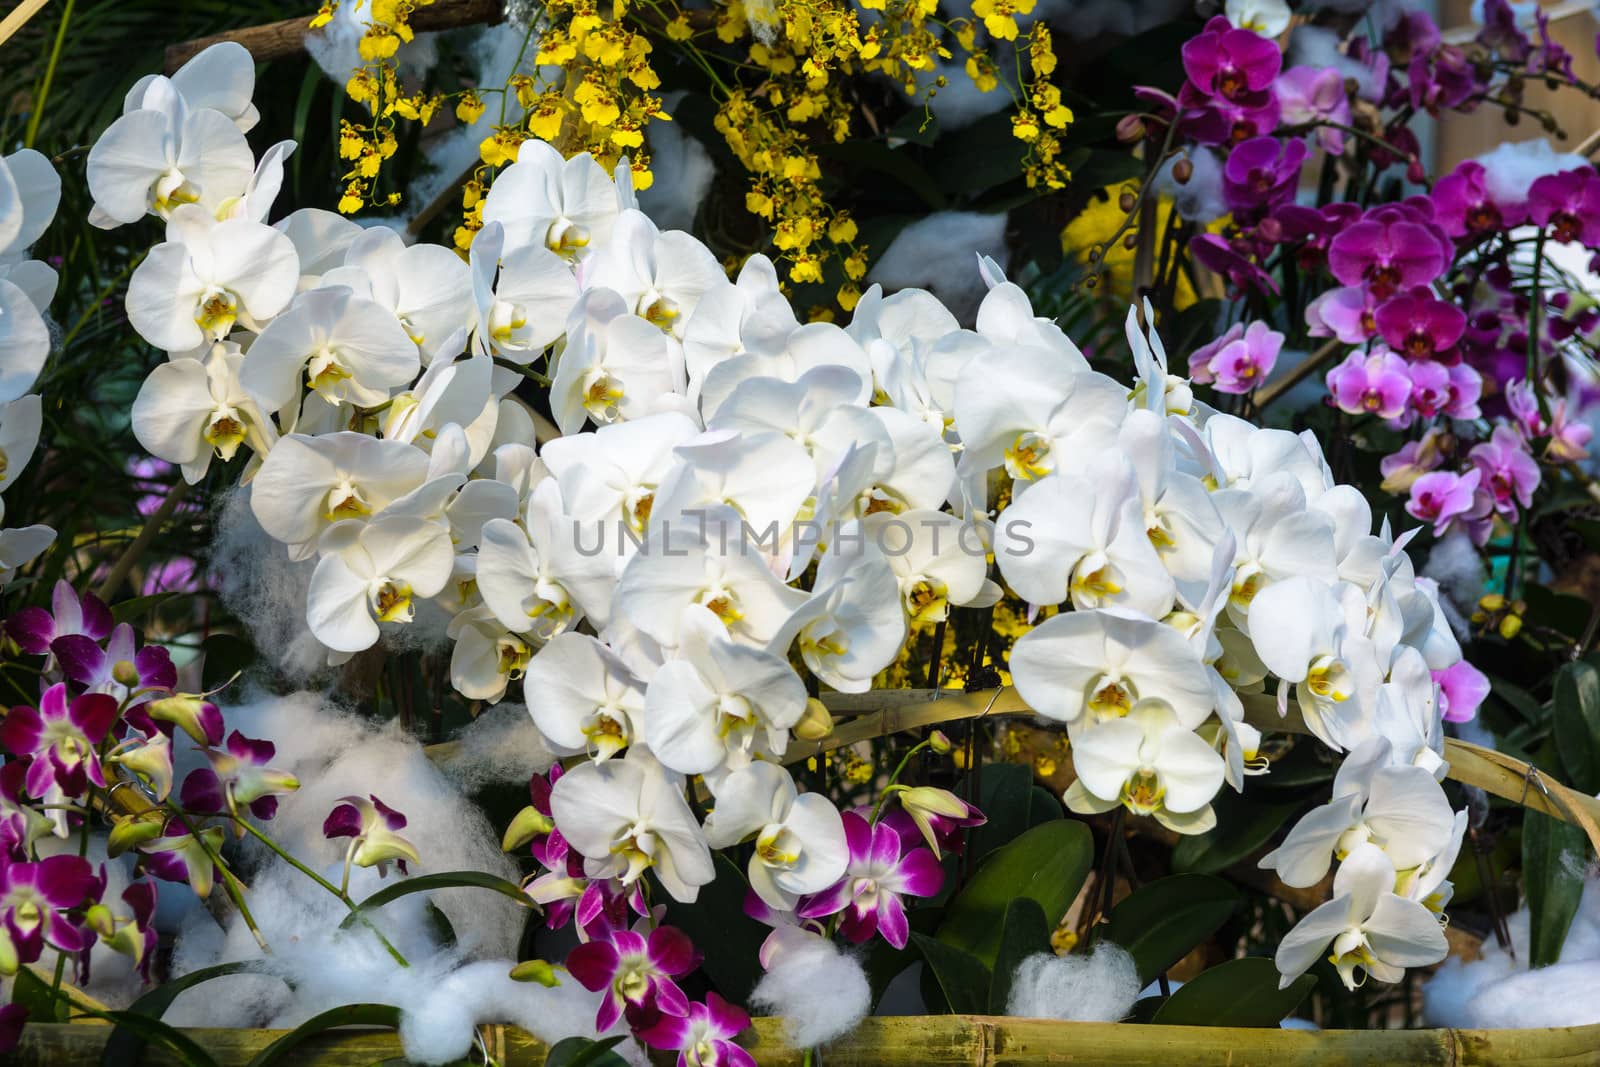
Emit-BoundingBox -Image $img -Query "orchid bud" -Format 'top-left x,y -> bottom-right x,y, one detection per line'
1172,157 -> 1194,184
793,698 -> 834,741
501,805 -> 554,852
146,694 -> 224,746
1115,114 -> 1146,143
111,734 -> 175,802
897,786 -> 985,859
509,959 -> 561,986
929,730 -> 952,754
107,812 -> 166,857
1118,190 -> 1137,213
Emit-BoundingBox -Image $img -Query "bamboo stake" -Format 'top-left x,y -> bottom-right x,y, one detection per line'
161,0 -> 503,73
15,1015 -> 1600,1067
0,0 -> 49,49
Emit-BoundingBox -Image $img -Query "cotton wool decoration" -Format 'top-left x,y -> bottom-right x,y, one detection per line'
12,3 -> 1595,1060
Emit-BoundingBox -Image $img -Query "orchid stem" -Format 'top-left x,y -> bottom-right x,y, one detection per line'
867,741 -> 931,823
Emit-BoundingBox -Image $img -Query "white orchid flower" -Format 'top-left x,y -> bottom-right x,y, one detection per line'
306,515 -> 455,653
650,430 -> 816,548
240,285 -> 419,415
1009,608 -> 1216,732
549,745 -> 715,903
1125,302 -> 1193,416
446,604 -> 536,703
698,320 -> 874,422
523,631 -> 647,760
550,287 -> 684,434
1226,0 -> 1291,36
1259,737 -> 1457,888
87,80 -> 254,227
477,479 -> 616,638
0,394 -> 42,497
772,534 -> 906,694
125,208 -> 298,353
1398,810 -> 1468,917
1212,472 -> 1338,627
994,453 -> 1176,618
122,41 -> 260,132
469,221 -> 578,363
1372,646 -> 1445,776
1274,842 -> 1448,991
0,525 -> 55,589
322,227 -> 474,363
541,411 -> 701,557
480,140 -> 619,259
614,507 -> 807,648
703,761 -> 848,910
1065,698 -> 1226,835
381,349 -> 492,454
1118,409 -> 1225,607
0,149 -> 60,263
0,280 -> 49,405
862,509 -> 1000,627
847,285 -> 960,379
249,431 -> 430,554
681,254 -> 798,401
581,208 -> 723,338
953,345 -> 1127,488
275,208 -> 363,289
872,327 -> 986,446
132,342 -> 277,483
974,279 -> 1088,366
1247,575 -> 1381,751
860,406 -> 958,516
644,604 -> 807,775
710,365 -> 890,484
1197,414 -> 1331,499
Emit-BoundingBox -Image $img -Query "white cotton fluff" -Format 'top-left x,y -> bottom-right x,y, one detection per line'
1153,147 -> 1226,225
748,934 -> 871,1047
211,489 -> 328,683
34,835 -> 143,1008
397,960 -> 642,1066
434,701 -> 561,792
1475,139 -> 1589,208
1424,874 -> 1600,1028
637,92 -> 717,232
868,212 -> 1008,325
305,0 -> 439,83
1004,945 -> 1140,1023
1287,26 -> 1384,102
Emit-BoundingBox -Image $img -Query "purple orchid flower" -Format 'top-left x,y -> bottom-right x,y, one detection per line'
53,623 -> 176,714
566,923 -> 700,1031
324,794 -> 419,877
7,581 -> 113,656
141,693 -> 224,747
1444,363 -> 1483,419
1477,0 -> 1532,63
138,821 -> 226,900
1405,361 -> 1453,421
0,684 -> 120,799
1432,160 -> 1517,237
0,854 -> 97,974
1307,285 -> 1380,344
1469,424 -> 1541,517
639,993 -> 755,1067
1435,660 -> 1491,724
1528,169 -> 1600,246
1190,233 -> 1278,295
1326,349 -> 1413,419
1328,212 -> 1450,298
85,873 -> 159,981
1189,321 -> 1283,394
0,764 -> 52,861
180,731 -> 299,828
1182,16 -> 1282,104
1222,136 -> 1307,222
796,811 -> 942,949
1374,287 -> 1467,362
1379,429 -> 1449,494
1406,469 -> 1483,536
1276,66 -> 1351,154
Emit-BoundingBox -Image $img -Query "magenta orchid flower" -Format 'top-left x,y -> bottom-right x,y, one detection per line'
1276,66 -> 1351,154
1527,168 -> 1600,246
1374,287 -> 1467,362
1190,233 -> 1278,295
6,581 -> 113,656
0,684 -> 120,799
1189,321 -> 1283,394
1326,349 -> 1413,419
1405,469 -> 1483,536
139,822 -> 226,900
52,623 -> 176,711
1379,429 -> 1449,493
795,811 -> 942,949
1434,660 -> 1491,724
1222,137 -> 1307,222
1182,16 -> 1282,103
323,794 -> 420,877
1307,286 -> 1380,344
1432,160 -> 1515,237
180,731 -> 299,828
638,993 -> 755,1067
0,854 -> 97,975
1507,379 -> 1593,461
1328,211 -> 1450,299
141,693 -> 224,747
1468,424 -> 1540,517
566,923 -> 699,1031
0,765 -> 52,861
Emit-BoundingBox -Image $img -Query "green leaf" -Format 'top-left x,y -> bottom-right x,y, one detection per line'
340,871 -> 531,928
1172,792 -> 1303,875
815,140 -> 948,210
1553,659 -> 1600,794
662,854 -> 769,1004
936,819 -> 1092,967
988,898 -> 1051,1014
11,968 -> 70,1023
1523,809 -> 1588,967
1151,958 -> 1315,1027
200,632 -> 256,693
1105,875 -> 1239,986
244,1004 -> 402,1067
103,961 -> 279,1067
544,1035 -> 630,1067
964,762 -> 1032,863
911,932 -> 990,1014
111,592 -> 180,624
96,1011 -> 221,1067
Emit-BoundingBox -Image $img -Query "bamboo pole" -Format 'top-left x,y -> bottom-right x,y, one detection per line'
0,0 -> 49,49
15,1015 -> 1600,1066
161,0 -> 503,73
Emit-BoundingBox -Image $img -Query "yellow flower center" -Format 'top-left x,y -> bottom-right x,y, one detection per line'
1004,431 -> 1053,481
